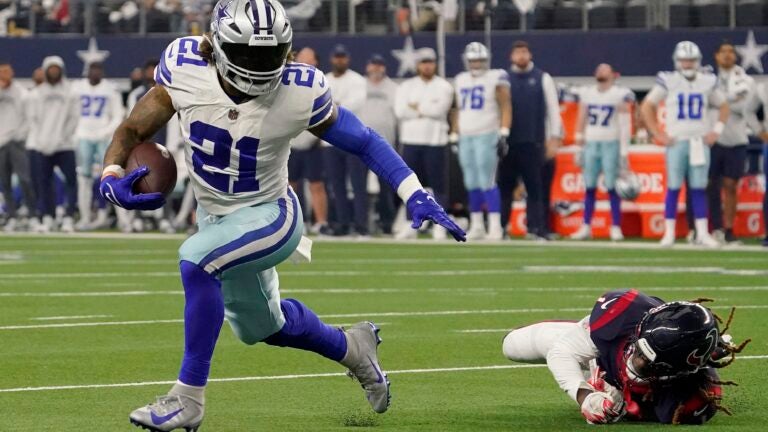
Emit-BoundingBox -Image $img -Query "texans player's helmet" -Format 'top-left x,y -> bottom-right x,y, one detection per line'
628,301 -> 719,382
210,0 -> 293,95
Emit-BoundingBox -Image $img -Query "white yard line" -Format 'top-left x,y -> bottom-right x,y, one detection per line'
2,357 -> 767,394
31,315 -> 113,321
524,265 -> 768,276
2,304 -> 766,331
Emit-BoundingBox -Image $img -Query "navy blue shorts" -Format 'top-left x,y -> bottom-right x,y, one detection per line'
709,144 -> 747,180
288,146 -> 324,183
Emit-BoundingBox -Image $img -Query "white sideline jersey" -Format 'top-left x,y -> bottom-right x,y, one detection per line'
72,79 -> 125,142
647,70 -> 725,140
155,37 -> 333,215
578,84 -> 635,141
454,69 -> 509,135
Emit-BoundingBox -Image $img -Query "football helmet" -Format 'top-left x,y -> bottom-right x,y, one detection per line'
210,0 -> 293,96
673,41 -> 702,79
463,42 -> 490,76
615,170 -> 641,201
626,301 -> 719,382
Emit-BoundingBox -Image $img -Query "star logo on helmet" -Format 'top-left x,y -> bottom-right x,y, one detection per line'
215,0 -> 234,26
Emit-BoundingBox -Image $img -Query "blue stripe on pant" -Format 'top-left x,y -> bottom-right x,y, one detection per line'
179,189 -> 303,345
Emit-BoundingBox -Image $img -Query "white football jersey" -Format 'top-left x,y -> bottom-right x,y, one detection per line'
454,69 -> 509,135
578,84 -> 634,141
156,37 -> 333,215
651,70 -> 725,140
71,79 -> 125,142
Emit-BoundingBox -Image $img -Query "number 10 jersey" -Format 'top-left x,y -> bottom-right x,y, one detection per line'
155,36 -> 333,215
648,71 -> 724,140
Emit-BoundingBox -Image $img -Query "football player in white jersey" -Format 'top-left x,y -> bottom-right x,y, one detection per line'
640,41 -> 729,248
451,42 -> 512,240
570,64 -> 635,242
72,62 -> 125,230
98,1 -> 465,430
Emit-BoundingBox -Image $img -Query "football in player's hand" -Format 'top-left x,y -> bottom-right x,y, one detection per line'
125,142 -> 177,197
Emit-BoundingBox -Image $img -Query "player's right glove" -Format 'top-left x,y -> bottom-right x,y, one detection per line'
580,391 -> 626,425
407,190 -> 466,242
100,165 -> 165,211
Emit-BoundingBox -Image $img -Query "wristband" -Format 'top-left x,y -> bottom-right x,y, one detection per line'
396,173 -> 425,203
102,164 -> 125,180
499,127 -> 510,137
712,121 -> 725,135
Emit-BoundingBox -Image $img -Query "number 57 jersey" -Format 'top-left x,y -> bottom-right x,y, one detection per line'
155,36 -> 333,215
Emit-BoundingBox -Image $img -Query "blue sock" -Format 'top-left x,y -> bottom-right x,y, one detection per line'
468,189 -> 484,213
690,188 -> 708,219
485,187 -> 501,213
264,299 -> 348,362
178,260 -> 225,387
664,189 -> 680,219
583,188 -> 596,224
608,189 -> 621,227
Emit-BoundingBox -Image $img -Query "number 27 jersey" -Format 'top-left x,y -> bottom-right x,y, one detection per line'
155,37 -> 333,215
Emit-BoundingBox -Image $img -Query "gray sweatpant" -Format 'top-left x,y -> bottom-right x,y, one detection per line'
0,140 -> 37,218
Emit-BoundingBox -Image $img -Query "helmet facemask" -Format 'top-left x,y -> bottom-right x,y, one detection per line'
463,42 -> 490,77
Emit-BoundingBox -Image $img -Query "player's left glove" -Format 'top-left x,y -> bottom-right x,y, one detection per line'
497,128 -> 510,158
407,190 -> 466,242
100,165 -> 165,211
581,391 -> 626,424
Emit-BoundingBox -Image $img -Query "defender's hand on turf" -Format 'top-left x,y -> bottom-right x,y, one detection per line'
100,166 -> 166,211
407,190 -> 466,242
580,391 -> 626,424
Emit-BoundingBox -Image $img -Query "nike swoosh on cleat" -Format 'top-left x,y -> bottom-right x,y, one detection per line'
367,356 -> 385,384
150,408 -> 184,425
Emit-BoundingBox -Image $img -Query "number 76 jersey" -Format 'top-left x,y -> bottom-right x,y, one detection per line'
651,71 -> 725,140
155,36 -> 333,215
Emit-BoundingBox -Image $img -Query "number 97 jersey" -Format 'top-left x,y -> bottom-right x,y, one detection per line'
155,36 -> 333,215
651,71 -> 724,140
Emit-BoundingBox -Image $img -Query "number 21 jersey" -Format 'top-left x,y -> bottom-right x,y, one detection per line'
156,36 -> 333,215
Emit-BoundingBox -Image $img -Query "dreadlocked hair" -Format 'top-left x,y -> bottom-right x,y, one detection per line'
668,297 -> 753,423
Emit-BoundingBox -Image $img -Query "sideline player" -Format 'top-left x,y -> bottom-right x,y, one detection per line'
99,1 -> 465,430
640,41 -> 729,247
570,64 -> 634,241
502,289 -> 749,424
451,42 -> 512,240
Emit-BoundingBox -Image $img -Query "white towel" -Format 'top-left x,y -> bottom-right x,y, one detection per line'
289,236 -> 313,264
689,137 -> 706,167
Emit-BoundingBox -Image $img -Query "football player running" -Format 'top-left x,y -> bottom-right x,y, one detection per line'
570,64 -> 635,242
641,41 -> 729,247
451,42 -> 512,241
99,1 -> 465,430
502,289 -> 749,425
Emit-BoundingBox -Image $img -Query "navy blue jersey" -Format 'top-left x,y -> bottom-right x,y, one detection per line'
589,289 -> 720,424
589,289 -> 664,389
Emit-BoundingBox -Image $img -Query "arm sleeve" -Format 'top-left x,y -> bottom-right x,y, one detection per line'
321,106 -> 422,201
394,81 -> 420,120
542,73 -> 563,139
546,317 -> 599,402
418,81 -> 454,120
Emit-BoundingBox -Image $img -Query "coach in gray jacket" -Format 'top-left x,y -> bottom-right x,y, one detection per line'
0,61 -> 36,232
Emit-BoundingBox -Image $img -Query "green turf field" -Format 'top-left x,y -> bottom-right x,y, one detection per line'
0,235 -> 766,431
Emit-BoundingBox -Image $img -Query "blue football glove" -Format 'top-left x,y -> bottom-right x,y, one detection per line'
407,190 -> 466,242
100,166 -> 165,211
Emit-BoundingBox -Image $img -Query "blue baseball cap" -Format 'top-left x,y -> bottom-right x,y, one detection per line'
331,44 -> 350,57
368,54 -> 386,65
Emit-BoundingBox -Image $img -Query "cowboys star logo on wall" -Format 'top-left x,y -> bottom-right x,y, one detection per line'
391,37 -> 418,77
736,30 -> 768,74
76,37 -> 110,77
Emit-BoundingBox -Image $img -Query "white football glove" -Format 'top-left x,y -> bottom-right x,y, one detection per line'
581,391 -> 626,424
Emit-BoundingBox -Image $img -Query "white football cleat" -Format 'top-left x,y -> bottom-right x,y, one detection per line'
394,226 -> 417,240
486,225 -> 504,241
3,218 -> 17,233
570,224 -> 592,240
466,225 -> 486,241
696,232 -> 721,248
60,216 -> 75,233
609,226 -> 624,241
37,216 -> 54,233
341,322 -> 391,414
432,224 -> 447,240
659,231 -> 676,248
129,394 -> 203,432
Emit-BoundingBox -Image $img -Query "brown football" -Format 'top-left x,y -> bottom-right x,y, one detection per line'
125,142 -> 177,197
